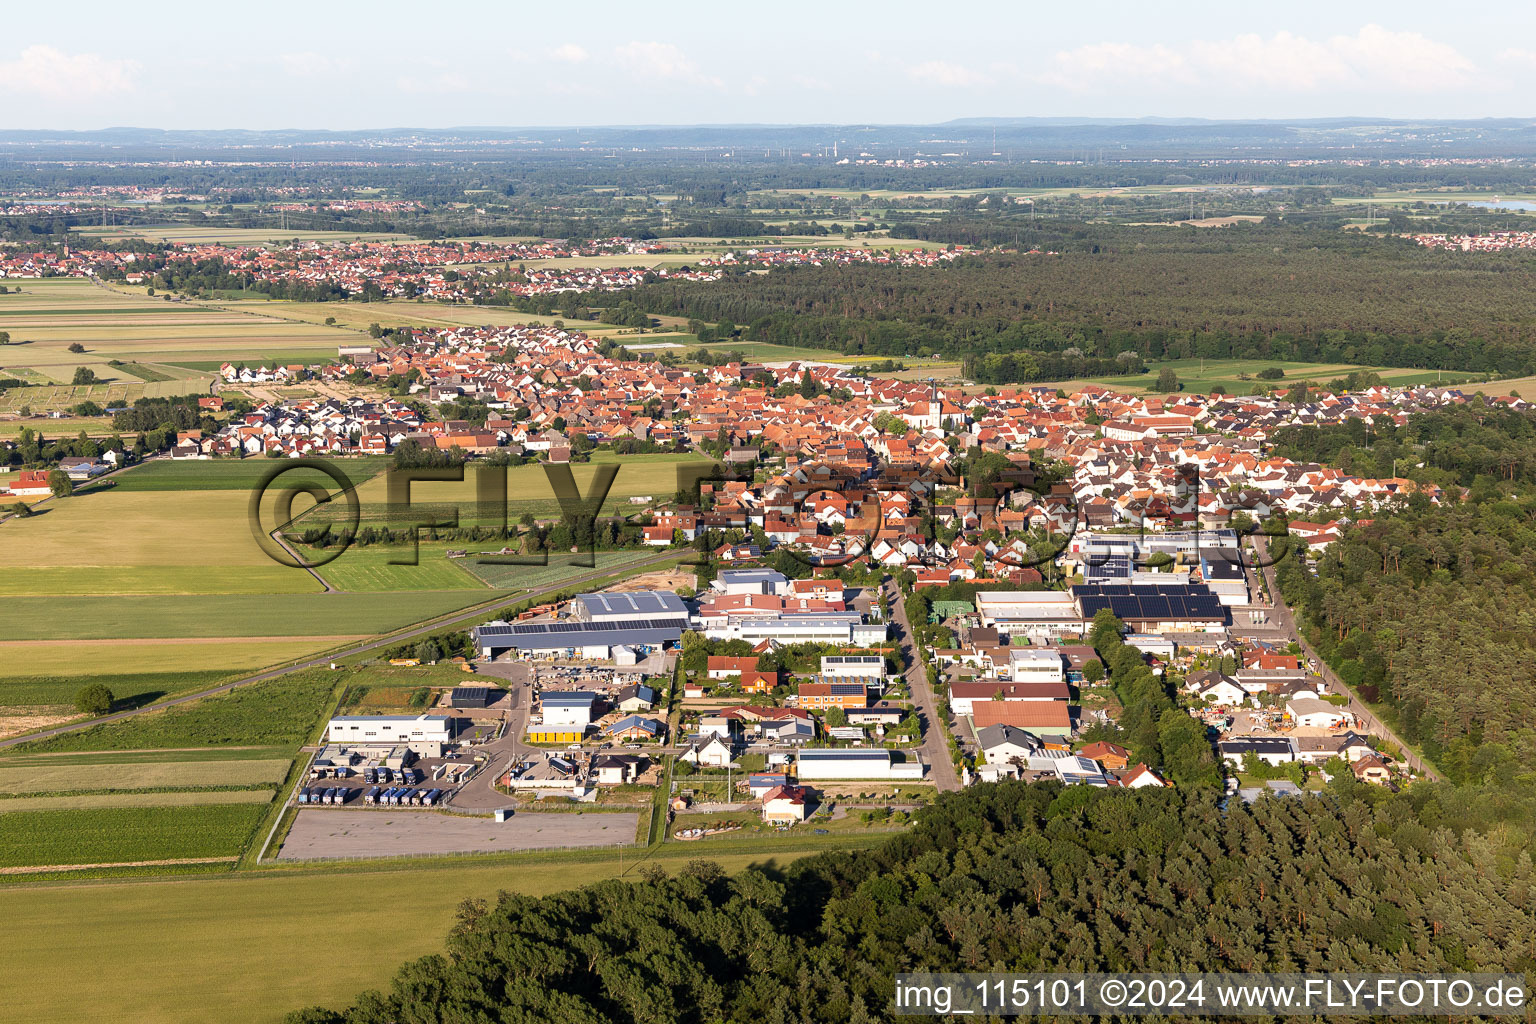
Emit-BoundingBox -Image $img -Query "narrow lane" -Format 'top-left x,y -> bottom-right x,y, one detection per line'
884,577 -> 961,792
1253,536 -> 1441,782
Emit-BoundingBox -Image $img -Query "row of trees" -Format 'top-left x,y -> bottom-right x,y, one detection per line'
1088,610 -> 1221,787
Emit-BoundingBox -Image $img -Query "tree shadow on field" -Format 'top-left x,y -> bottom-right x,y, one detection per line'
114,690 -> 168,711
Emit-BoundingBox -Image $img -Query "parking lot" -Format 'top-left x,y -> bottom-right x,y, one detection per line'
276,809 -> 639,860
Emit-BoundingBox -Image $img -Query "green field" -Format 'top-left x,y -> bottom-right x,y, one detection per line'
0,846 -> 837,1024
1051,358 -> 1493,396
11,672 -> 334,753
0,278 -> 355,380
0,789 -> 275,813
308,542 -> 487,592
0,670 -> 254,711
0,757 -> 289,794
463,548 -> 670,590
72,225 -> 412,244
0,803 -> 267,868
111,457 -> 393,492
291,455 -> 709,530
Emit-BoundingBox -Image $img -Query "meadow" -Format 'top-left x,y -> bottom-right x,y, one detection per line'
0,846 -> 840,1024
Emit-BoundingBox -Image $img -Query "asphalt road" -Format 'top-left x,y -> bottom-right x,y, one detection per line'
885,577 -> 961,792
0,550 -> 685,750
1253,536 -> 1441,782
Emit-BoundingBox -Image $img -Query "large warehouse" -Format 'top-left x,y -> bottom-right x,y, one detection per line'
570,591 -> 688,623
471,618 -> 686,659
1071,582 -> 1229,632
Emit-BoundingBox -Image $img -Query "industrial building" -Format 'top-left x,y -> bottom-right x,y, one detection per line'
540,691 -> 599,728
795,748 -> 926,781
326,715 -> 454,758
819,655 -> 885,681
1072,582 -> 1228,632
449,685 -> 496,709
570,590 -> 688,622
471,618 -> 685,660
703,613 -> 886,647
712,568 -> 791,595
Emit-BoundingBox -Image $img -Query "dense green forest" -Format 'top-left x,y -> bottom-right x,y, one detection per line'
594,227 -> 1536,382
1271,407 -> 1536,784
1272,407 -> 1536,489
287,780 -> 1536,1023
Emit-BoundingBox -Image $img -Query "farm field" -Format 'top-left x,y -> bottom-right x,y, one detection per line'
1051,358 -> 1493,397
0,756 -> 289,794
0,846 -> 839,1024
291,454 -> 711,529
463,548 -> 667,590
1,669 -> 256,713
72,225 -> 412,244
0,789 -> 275,813
213,297 -> 632,335
310,542 -> 487,592
12,671 -> 336,753
0,803 -> 267,869
110,455 -> 393,492
0,278 -> 354,378
3,590 -> 489,640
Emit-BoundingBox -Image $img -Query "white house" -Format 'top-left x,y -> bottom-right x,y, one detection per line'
1287,697 -> 1349,729
680,735 -> 734,768
326,715 -> 452,757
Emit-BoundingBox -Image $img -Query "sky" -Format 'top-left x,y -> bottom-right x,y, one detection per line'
3,0 -> 1536,130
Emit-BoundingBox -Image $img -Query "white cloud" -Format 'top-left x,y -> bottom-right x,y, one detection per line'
1043,25 -> 1479,95
397,71 -> 472,95
907,60 -> 987,88
613,41 -> 720,87
550,43 -> 588,63
279,52 -> 357,79
0,45 -> 139,100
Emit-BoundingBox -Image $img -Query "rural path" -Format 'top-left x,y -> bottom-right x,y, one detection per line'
884,577 -> 961,792
0,550 -> 685,750
1253,536 -> 1441,782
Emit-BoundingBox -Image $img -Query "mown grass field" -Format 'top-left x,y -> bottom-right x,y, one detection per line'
0,789 -> 275,813
307,541 -> 486,592
0,669 -> 249,710
4,590 -> 488,640
0,846 -> 840,1024
111,456 -> 393,492
0,803 -> 268,868
0,757 -> 289,794
292,455 -> 709,530
463,548 -> 668,590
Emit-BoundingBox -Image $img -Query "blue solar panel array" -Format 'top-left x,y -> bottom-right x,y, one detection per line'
1072,583 -> 1227,623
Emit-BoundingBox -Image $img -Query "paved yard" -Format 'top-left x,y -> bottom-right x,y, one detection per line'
277,809 -> 637,860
